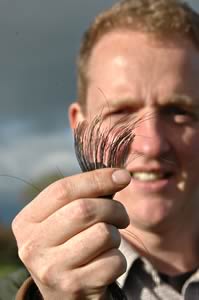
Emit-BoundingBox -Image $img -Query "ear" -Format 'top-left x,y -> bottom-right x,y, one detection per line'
68,102 -> 85,130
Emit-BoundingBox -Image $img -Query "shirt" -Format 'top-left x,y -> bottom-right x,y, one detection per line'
8,238 -> 199,300
118,238 -> 199,300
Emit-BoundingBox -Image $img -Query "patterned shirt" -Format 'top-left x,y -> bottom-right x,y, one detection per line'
118,238 -> 199,300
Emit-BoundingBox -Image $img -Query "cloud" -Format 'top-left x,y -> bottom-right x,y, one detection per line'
0,126 -> 80,195
0,0 -> 117,125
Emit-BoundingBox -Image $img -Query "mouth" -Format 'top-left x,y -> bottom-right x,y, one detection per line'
130,171 -> 174,182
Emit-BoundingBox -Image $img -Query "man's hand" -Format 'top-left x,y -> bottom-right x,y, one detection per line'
12,168 -> 131,300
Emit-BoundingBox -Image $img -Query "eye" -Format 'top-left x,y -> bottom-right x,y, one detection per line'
111,109 -> 127,116
163,105 -> 196,124
104,108 -> 130,119
102,108 -> 134,127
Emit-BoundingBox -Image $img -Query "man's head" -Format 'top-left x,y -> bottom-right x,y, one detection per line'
76,0 -> 199,112
69,0 -> 199,232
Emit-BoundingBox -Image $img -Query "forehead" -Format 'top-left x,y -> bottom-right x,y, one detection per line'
88,30 -> 199,73
86,30 -> 199,113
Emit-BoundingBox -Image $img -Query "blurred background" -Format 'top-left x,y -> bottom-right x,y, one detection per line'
0,0 -> 198,276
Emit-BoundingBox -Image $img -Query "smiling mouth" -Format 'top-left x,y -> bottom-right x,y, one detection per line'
130,171 -> 173,182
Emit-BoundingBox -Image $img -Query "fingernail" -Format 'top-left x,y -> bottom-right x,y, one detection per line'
112,169 -> 131,185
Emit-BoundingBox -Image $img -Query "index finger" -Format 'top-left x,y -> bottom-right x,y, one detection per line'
16,168 -> 131,222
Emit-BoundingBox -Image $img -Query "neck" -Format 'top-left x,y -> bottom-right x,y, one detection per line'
121,217 -> 199,276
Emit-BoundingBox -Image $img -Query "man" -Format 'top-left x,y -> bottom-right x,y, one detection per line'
9,0 -> 199,299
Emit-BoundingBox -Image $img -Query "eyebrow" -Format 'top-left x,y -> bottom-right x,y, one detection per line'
100,94 -> 199,113
105,97 -> 141,109
161,94 -> 199,109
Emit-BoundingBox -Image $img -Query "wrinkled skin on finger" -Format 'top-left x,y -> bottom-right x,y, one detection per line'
12,168 -> 131,299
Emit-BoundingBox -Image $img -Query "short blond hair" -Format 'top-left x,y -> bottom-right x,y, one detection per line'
77,0 -> 199,109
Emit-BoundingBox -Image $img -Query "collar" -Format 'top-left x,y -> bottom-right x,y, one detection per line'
117,237 -> 139,287
117,237 -> 160,287
118,237 -> 199,293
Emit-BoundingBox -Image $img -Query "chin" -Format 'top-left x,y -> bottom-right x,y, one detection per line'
116,190 -> 178,231
129,210 -> 172,232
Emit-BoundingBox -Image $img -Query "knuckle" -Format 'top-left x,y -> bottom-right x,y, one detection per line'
96,222 -> 111,242
73,198 -> 95,223
46,175 -> 80,205
59,273 -> 81,295
12,213 -> 24,236
95,223 -> 121,248
18,242 -> 34,263
91,171 -> 108,195
38,264 -> 57,287
11,216 -> 18,234
18,239 -> 39,266
49,178 -> 71,202
57,177 -> 76,200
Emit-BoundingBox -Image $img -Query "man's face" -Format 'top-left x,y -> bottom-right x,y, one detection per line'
72,30 -> 199,230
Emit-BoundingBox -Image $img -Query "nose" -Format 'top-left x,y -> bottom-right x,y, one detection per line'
132,112 -> 171,159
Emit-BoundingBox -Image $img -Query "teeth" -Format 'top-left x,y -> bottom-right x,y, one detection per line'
132,172 -> 164,181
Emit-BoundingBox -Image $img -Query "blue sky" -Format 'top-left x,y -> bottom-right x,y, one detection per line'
0,0 -> 199,225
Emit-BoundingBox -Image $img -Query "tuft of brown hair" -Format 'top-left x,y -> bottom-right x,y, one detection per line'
77,0 -> 199,109
73,113 -> 138,300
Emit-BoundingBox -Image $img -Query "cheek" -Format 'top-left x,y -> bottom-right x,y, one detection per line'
174,127 -> 199,172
